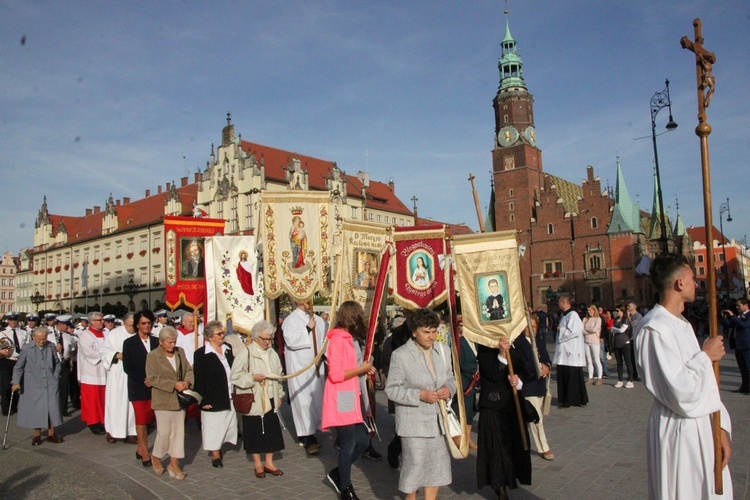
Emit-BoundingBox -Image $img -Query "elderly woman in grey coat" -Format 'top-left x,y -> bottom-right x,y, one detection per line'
11,327 -> 64,445
385,308 -> 456,500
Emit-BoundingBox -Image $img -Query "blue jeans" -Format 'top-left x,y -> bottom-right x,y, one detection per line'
599,342 -> 609,376
335,423 -> 370,489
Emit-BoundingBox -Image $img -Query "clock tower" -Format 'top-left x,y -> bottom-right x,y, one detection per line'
491,10 -> 543,232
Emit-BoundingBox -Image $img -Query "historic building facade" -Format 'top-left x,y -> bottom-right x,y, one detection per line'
489,14 -> 690,310
687,226 -> 748,302
27,117 -> 415,315
0,252 -> 17,314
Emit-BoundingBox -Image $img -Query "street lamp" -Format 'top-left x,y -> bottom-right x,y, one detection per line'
30,291 -> 44,313
719,198 -> 732,299
123,278 -> 139,311
650,79 -> 678,254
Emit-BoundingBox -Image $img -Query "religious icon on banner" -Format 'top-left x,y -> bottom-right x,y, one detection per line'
289,210 -> 309,271
181,238 -> 205,279
477,272 -> 510,323
407,252 -> 434,290
355,251 -> 379,289
236,250 -> 255,297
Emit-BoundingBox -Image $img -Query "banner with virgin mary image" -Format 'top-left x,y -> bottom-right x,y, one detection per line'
205,235 -> 265,335
338,219 -> 391,317
164,215 -> 226,311
452,230 -> 527,348
391,225 -> 448,310
261,191 -> 333,301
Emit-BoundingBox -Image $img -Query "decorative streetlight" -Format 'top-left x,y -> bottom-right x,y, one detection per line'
719,198 -> 732,299
30,290 -> 45,313
650,79 -> 678,254
123,278 -> 139,311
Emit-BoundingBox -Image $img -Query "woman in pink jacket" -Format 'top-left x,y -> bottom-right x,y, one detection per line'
322,301 -> 376,500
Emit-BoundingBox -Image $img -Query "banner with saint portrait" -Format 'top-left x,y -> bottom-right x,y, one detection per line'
261,191 -> 333,301
452,230 -> 527,348
164,215 -> 226,311
391,225 -> 448,310
338,220 -> 391,317
205,235 -> 264,335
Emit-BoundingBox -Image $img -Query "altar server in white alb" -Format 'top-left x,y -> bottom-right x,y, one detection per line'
100,312 -> 137,443
635,253 -> 732,499
78,311 -> 108,435
281,301 -> 325,455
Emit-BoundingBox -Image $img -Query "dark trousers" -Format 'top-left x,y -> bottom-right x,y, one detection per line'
69,362 -> 80,409
735,349 -> 750,392
0,358 -> 18,415
629,342 -> 639,380
335,424 -> 370,490
59,361 -> 71,412
614,345 -> 634,382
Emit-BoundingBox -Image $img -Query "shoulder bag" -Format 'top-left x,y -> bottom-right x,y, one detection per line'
232,346 -> 255,414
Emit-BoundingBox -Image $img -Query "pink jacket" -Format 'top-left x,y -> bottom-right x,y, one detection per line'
321,328 -> 363,430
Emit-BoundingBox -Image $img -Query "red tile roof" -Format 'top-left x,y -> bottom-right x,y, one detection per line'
686,225 -> 727,245
415,217 -> 474,237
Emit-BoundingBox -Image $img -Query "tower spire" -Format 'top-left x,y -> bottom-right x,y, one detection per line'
497,9 -> 526,91
608,156 -> 643,234
648,162 -> 672,241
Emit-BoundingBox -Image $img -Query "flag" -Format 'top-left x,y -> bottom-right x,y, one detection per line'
452,230 -> 527,348
390,225 -> 448,310
261,191 -> 333,301
205,235 -> 264,334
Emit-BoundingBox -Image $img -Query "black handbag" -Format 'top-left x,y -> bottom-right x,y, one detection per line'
176,352 -> 201,410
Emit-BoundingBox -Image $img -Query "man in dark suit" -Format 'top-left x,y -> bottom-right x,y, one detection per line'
485,279 -> 505,320
723,298 -> 750,394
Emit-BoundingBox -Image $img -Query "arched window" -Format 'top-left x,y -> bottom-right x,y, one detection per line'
547,223 -> 554,235
509,214 -> 515,222
591,217 -> 598,229
589,255 -> 601,270
508,202 -> 514,211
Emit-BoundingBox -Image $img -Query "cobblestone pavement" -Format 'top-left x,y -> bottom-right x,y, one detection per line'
0,340 -> 747,499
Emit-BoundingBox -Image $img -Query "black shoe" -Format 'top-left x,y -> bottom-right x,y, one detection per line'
340,485 -> 360,500
305,442 -> 321,455
362,445 -> 382,461
212,458 -> 223,468
89,424 -> 106,435
62,411 -> 71,417
387,443 -> 399,470
326,467 -> 341,494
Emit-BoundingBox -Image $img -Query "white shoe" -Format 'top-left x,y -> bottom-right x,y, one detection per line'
606,354 -> 612,360
625,381 -> 634,389
614,381 -> 624,388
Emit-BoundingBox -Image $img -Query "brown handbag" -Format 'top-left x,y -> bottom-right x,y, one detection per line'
232,346 -> 255,414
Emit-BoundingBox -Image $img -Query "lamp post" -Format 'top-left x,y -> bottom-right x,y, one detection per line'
30,291 -> 44,314
719,198 -> 732,299
123,278 -> 139,312
650,79 -> 678,254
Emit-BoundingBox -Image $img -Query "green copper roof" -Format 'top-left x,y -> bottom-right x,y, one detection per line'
497,10 -> 526,91
608,158 -> 643,234
647,168 -> 673,241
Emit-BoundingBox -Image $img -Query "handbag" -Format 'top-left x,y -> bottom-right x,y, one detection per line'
436,343 -> 468,459
232,346 -> 255,414
176,353 -> 201,410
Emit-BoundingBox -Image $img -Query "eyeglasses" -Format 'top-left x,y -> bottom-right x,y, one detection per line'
258,336 -> 274,343
215,331 -> 226,336
138,321 -> 153,325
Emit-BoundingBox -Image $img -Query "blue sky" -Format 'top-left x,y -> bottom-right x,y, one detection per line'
1,1 -> 748,254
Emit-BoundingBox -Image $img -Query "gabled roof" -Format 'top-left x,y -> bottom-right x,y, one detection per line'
686,226 -> 728,246
241,141 -> 413,216
42,184 -> 197,248
545,174 -> 582,214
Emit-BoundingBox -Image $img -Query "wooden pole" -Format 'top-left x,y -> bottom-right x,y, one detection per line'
505,353 -> 528,451
468,174 -> 486,233
681,18 -> 722,494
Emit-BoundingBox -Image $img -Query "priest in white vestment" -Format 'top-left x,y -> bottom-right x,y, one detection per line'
281,302 -> 325,454
100,313 -> 137,442
635,253 -> 732,499
78,312 -> 108,435
175,312 -> 204,365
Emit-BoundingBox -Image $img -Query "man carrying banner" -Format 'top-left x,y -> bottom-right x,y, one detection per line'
282,301 -> 325,455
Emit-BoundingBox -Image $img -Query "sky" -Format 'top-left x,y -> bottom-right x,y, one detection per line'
1,0 -> 748,255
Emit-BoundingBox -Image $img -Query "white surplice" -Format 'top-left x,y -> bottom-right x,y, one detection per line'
552,309 -> 586,367
175,324 -> 205,365
635,304 -> 732,499
100,325 -> 136,439
281,308 -> 325,436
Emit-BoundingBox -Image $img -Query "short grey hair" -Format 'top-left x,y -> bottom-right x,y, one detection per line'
204,320 -> 224,339
159,326 -> 178,341
250,320 -> 275,340
123,312 -> 135,323
88,311 -> 103,322
32,326 -> 49,339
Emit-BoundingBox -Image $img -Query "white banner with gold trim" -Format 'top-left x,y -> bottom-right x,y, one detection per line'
205,235 -> 264,334
261,191 -> 332,300
452,230 -> 527,348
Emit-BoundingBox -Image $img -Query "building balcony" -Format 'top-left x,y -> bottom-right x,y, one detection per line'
584,268 -> 607,280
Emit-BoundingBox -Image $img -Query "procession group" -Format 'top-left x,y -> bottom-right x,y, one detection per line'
0,253 -> 736,499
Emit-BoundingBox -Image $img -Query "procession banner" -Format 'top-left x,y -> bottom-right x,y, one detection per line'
205,235 -> 264,335
452,230 -> 527,348
338,220 -> 391,318
391,225 -> 448,310
165,216 -> 226,311
261,191 -> 333,301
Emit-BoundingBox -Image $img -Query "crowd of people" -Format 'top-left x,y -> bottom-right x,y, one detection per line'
0,254 -> 737,498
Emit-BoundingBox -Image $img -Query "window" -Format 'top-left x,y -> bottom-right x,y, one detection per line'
547,223 -> 554,235
697,254 -> 704,263
698,266 -> 705,276
377,215 -> 382,222
245,194 -> 253,229
351,207 -> 358,219
140,236 -> 148,251
230,196 -> 238,232
140,268 -> 148,286
591,285 -> 602,303
700,280 -> 706,289
368,213 -> 373,221
591,217 -> 598,229
718,253 -> 725,262
509,189 -> 514,197
385,216 -> 390,223
508,202 -> 514,211
127,240 -> 134,254
543,260 -> 563,277
589,255 -> 602,270
509,214 -> 515,222
217,200 -> 224,220
116,243 -> 122,257
8,279 -> 13,286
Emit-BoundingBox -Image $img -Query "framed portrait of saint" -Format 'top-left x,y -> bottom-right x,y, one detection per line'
354,251 -> 379,289
476,272 -> 510,323
407,250 -> 434,290
181,238 -> 205,279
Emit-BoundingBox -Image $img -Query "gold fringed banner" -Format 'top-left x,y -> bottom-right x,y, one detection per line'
452,230 -> 527,348
339,220 -> 391,317
391,225 -> 448,310
261,191 -> 333,301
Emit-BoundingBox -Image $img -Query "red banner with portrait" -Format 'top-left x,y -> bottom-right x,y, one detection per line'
164,216 -> 226,311
390,225 -> 448,310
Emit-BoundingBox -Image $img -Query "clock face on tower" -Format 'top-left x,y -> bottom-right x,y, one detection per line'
524,126 -> 537,146
497,126 -> 519,148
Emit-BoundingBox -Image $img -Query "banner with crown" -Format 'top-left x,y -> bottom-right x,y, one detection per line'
164,215 -> 226,311
205,235 -> 264,335
390,224 -> 448,310
452,230 -> 527,348
261,191 -> 333,301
